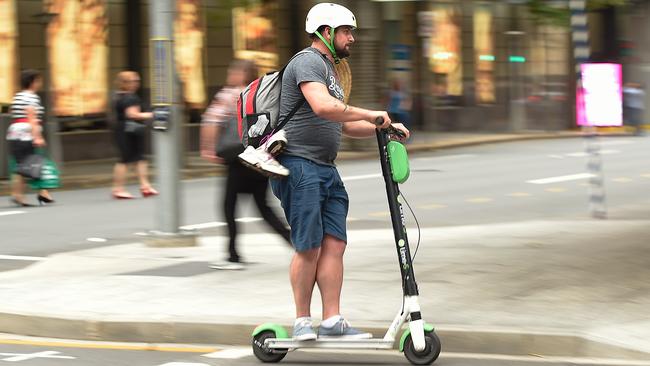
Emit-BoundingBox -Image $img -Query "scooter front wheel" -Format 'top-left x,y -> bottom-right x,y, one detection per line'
252,330 -> 287,363
403,330 -> 441,365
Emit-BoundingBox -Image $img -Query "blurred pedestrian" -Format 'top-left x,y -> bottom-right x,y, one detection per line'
386,78 -> 412,130
111,71 -> 157,199
201,59 -> 291,270
623,82 -> 646,136
6,69 -> 54,207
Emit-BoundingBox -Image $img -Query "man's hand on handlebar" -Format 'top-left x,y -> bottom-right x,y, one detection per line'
389,123 -> 410,141
368,111 -> 391,130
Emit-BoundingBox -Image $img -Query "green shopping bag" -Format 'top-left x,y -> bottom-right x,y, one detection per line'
28,148 -> 61,190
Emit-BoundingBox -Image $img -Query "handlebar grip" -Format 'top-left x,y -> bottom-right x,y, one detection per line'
374,117 -> 384,126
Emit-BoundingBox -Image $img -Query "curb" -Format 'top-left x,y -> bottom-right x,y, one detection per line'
0,312 -> 648,360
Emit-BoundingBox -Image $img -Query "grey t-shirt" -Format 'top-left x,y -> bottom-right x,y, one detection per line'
279,47 -> 345,166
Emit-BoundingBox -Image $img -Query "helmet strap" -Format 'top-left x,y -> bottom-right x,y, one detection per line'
315,28 -> 340,64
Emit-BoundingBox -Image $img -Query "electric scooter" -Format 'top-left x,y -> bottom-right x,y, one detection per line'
251,118 -> 441,365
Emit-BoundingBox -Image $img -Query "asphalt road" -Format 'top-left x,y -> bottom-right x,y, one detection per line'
2,135 -> 650,262
1,339 -> 644,366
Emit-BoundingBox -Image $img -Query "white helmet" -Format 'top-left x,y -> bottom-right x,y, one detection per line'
305,3 -> 357,34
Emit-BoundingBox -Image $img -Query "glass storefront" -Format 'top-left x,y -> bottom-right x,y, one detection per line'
175,0 -> 207,108
0,0 -> 17,107
46,0 -> 108,116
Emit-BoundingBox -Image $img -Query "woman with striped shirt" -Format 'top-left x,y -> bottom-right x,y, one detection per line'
6,69 -> 54,206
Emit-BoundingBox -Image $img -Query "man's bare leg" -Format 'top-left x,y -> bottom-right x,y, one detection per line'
290,246 -> 320,318
316,234 -> 346,319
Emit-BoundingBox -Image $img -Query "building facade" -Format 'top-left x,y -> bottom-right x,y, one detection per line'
1,0 -> 582,162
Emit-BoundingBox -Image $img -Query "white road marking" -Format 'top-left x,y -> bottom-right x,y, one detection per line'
158,363 -> 210,366
86,237 -> 107,243
565,149 -> 620,157
342,173 -> 381,182
202,348 -> 252,359
527,173 -> 594,185
180,217 -> 263,230
179,222 -> 227,230
0,350 -> 75,361
442,352 -> 650,365
0,255 -> 45,261
235,217 -> 263,223
0,211 -> 25,217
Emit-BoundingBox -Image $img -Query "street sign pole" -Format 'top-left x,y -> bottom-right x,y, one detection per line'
147,0 -> 194,245
570,0 -> 607,219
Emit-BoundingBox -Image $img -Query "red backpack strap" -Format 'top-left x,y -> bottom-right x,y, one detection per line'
236,92 -> 244,139
246,78 -> 261,115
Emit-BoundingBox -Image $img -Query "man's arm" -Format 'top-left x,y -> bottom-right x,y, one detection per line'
299,81 -> 390,128
343,121 -> 410,139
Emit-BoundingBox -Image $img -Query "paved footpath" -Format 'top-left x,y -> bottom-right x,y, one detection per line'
1,216 -> 649,361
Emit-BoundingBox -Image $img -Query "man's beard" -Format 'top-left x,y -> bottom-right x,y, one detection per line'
335,43 -> 351,59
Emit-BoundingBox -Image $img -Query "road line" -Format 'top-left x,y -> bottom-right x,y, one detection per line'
0,255 -> 45,261
202,348 -> 252,359
342,173 -> 381,182
0,211 -> 25,217
86,237 -> 107,243
0,338 -> 217,353
442,352 -> 650,365
180,217 -> 262,231
527,173 -> 594,185
180,222 -> 227,230
565,149 -> 620,157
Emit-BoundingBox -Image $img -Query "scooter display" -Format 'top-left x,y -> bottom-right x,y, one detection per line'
251,118 -> 441,365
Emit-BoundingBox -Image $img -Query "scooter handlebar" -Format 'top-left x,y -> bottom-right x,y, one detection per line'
374,117 -> 406,139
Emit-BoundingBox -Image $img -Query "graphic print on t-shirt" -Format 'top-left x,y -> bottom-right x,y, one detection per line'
328,75 -> 345,101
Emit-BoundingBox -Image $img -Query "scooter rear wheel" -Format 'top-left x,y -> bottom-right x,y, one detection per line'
252,330 -> 287,363
403,330 -> 441,365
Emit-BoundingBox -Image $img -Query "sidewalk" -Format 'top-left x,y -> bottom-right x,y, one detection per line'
1,218 -> 650,360
0,130 -> 588,196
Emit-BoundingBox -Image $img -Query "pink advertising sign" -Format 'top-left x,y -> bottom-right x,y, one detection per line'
577,63 -> 623,127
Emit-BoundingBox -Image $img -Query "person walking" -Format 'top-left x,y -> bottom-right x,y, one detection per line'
269,3 -> 409,340
6,69 -> 54,206
623,82 -> 646,136
201,60 -> 291,270
111,71 -> 157,199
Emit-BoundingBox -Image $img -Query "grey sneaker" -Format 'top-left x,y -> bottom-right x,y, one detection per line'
318,318 -> 372,339
293,318 -> 317,341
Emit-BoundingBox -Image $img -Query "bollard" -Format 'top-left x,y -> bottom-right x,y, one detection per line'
0,114 -> 9,180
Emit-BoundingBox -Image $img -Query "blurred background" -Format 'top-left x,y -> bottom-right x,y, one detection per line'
1,0 -> 648,165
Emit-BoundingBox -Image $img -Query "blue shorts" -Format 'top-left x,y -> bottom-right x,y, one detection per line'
270,156 -> 348,252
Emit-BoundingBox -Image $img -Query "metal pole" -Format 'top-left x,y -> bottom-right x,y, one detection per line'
570,0 -> 607,219
148,0 -> 182,234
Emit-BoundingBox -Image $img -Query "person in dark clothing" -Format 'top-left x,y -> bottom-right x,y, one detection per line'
201,59 -> 291,270
111,71 -> 157,199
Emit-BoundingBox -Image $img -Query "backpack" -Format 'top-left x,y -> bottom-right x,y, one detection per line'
237,49 -> 322,148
